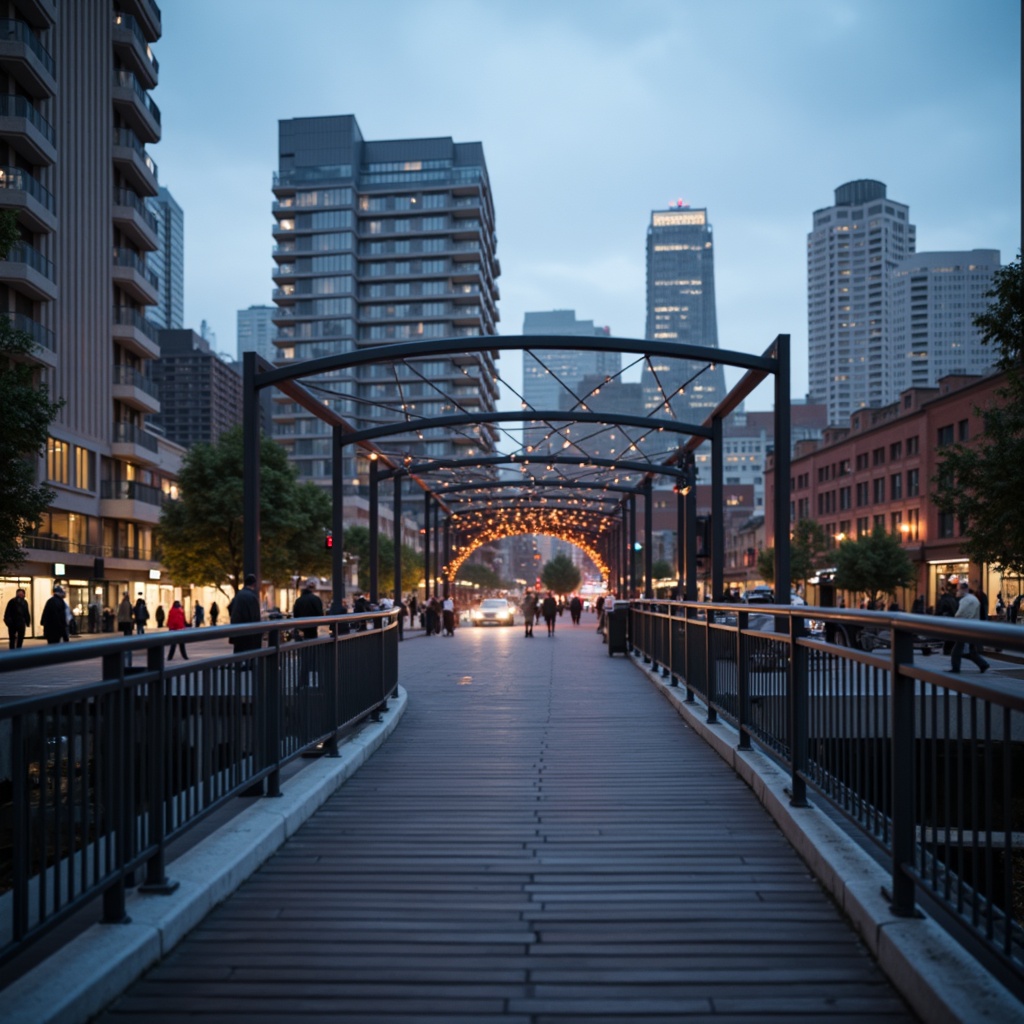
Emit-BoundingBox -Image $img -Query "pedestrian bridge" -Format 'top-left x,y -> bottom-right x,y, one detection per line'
1,607 -> 1021,1022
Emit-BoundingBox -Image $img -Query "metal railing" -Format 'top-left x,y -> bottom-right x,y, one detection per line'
628,599 -> 1024,992
0,164 -> 55,212
112,421 -> 159,452
0,18 -> 55,77
0,611 -> 399,966
0,93 -> 54,144
3,311 -> 54,351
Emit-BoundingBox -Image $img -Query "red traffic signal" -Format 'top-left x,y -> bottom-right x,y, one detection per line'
325,533 -> 333,550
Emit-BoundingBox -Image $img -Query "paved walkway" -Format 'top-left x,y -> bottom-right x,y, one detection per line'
93,620 -> 914,1022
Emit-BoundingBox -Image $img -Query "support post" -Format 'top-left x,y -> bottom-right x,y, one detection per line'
393,472 -> 403,606
242,351 -> 261,587
684,477 -> 698,601
443,517 -> 451,598
423,491 -> 431,604
368,455 -> 379,604
332,426 -> 345,607
643,477 -> 653,599
711,417 -> 724,601
628,492 -> 637,599
773,334 -> 792,604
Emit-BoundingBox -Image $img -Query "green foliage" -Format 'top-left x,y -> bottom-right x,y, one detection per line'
834,527 -> 915,607
156,426 -> 332,593
0,210 -> 63,573
342,525 -> 423,595
933,254 -> 1024,576
456,562 -> 503,591
756,519 -> 829,586
541,552 -> 581,595
650,559 -> 674,580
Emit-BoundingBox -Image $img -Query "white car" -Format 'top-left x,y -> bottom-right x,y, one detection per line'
471,598 -> 514,626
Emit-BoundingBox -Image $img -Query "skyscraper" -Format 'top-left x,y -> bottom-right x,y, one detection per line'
271,115 -> 501,491
641,203 -> 726,425
0,4 -> 182,629
807,180 -> 916,426
146,185 -> 184,329
237,304 -> 277,364
890,250 -> 1001,394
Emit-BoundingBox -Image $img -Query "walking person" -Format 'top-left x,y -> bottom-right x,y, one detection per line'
165,600 -> 189,660
292,578 -> 324,685
193,602 -> 205,628
569,594 -> 582,626
542,592 -> 558,637
155,604 -> 165,629
133,594 -> 149,634
117,592 -> 134,637
522,591 -> 536,637
229,574 -> 263,659
40,585 -> 69,644
4,587 -> 30,648
950,580 -> 989,674
442,594 -> 456,636
209,601 -> 220,627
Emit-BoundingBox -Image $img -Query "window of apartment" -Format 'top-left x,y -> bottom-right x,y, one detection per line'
938,511 -> 956,538
839,486 -> 851,510
873,477 -> 885,503
891,511 -> 903,535
906,435 -> 919,455
937,424 -> 954,447
797,498 -> 809,519
890,472 -> 902,500
889,440 -> 902,460
838,459 -> 851,476
856,516 -> 870,537
856,481 -> 869,506
907,468 -> 919,497
46,438 -> 69,484
856,452 -> 869,471
906,508 -> 919,541
872,447 -> 885,466
874,514 -> 886,530
74,446 -> 94,491
958,418 -> 970,441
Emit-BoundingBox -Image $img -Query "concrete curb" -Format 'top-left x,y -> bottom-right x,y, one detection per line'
2,687 -> 409,1024
627,654 -> 1020,1024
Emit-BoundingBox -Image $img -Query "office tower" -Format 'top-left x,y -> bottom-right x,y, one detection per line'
522,309 -> 619,454
146,185 -> 184,329
153,330 -> 244,447
237,304 -> 278,363
890,250 -> 1001,393
807,180 -> 917,426
271,115 -> 501,492
641,203 -> 726,424
0,3 -> 182,628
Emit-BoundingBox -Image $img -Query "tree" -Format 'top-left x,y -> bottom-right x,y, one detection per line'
756,519 -> 830,587
341,525 -> 423,595
834,527 -> 915,608
0,210 -> 62,574
541,552 -> 581,595
156,426 -> 332,594
456,562 -> 503,592
650,559 -> 674,580
933,254 -> 1024,576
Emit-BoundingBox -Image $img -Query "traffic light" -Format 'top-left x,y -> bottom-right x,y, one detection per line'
633,541 -> 643,551
325,533 -> 333,550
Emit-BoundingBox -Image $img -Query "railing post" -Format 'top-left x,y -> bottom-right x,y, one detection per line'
102,686 -> 129,923
265,631 -> 282,798
890,624 -> 918,916
788,610 -> 808,807
737,608 -> 752,750
322,620 -> 342,757
140,644 -> 178,894
705,607 -> 718,724
684,605 -> 696,703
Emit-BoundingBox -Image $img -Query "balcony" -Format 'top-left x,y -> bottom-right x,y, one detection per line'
0,163 -> 55,233
112,305 -> 160,360
112,127 -> 158,196
10,1 -> 56,29
112,12 -> 158,88
112,247 -> 159,305
118,0 -> 161,41
4,310 -> 55,367
0,239 -> 56,300
112,186 -> 158,250
112,68 -> 161,142
112,363 -> 160,414
0,92 -> 55,164
0,18 -> 55,96
99,479 -> 165,524
111,420 -> 161,466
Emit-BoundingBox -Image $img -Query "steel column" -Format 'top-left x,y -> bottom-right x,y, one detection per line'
242,351 -> 261,587
332,426 -> 345,607
423,491 -> 431,603
643,478 -> 653,599
368,456 -> 379,603
393,473 -> 403,605
711,417 -> 724,601
773,334 -> 792,603
443,517 -> 451,598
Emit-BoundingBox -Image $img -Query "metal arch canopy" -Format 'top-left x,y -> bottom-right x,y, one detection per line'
242,332 -> 792,607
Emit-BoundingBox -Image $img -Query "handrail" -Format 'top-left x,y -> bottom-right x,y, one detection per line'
0,163 -> 55,212
0,611 -> 400,966
0,18 -> 55,77
628,599 -> 1024,990
0,93 -> 54,144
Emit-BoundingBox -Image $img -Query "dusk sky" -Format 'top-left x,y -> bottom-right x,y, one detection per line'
153,0 -> 1020,410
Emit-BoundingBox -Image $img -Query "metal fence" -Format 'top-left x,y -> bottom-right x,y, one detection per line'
0,610 -> 399,966
629,599 -> 1024,993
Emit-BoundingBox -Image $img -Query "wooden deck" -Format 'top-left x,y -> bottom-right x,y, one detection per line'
98,620 -> 917,1022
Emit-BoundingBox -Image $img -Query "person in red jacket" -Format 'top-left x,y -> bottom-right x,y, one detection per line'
166,599 -> 189,660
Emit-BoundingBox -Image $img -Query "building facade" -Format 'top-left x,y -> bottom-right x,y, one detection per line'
807,179 -> 917,427
271,114 -> 501,494
641,203 -> 726,424
145,184 -> 183,329
0,2 -> 183,636
237,303 -> 277,364
152,329 -> 243,448
890,250 -> 1001,394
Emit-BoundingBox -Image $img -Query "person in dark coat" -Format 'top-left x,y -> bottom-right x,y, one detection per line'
229,574 -> 262,654
155,604 -> 165,629
133,595 -> 149,634
166,600 -> 188,660
209,601 -> 220,626
522,591 -> 536,637
117,593 -> 134,637
936,583 -> 959,656
40,585 -> 69,644
4,587 -> 30,648
541,592 -> 558,637
569,595 -> 583,626
292,578 -> 324,639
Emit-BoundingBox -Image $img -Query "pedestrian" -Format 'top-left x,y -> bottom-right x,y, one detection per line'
229,574 -> 262,656
569,595 -> 582,625
595,594 -> 605,633
1010,593 -> 1022,625
950,580 -> 989,674
40,585 -> 69,644
166,600 -> 188,660
442,594 -> 456,636
194,602 -> 205,628
936,582 -> 958,655
911,594 -> 925,614
292,578 -> 324,684
209,601 -> 220,627
542,591 -> 558,637
522,591 -> 536,637
155,604 -> 165,629
396,595 -> 407,640
353,592 -> 370,631
973,582 -> 988,621
407,593 -> 418,625
133,593 -> 149,634
88,598 -> 101,633
117,592 -> 134,637
4,587 -> 30,648
995,593 -> 1006,622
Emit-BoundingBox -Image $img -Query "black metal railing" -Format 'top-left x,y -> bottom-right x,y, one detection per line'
628,600 -> 1024,991
0,610 -> 399,966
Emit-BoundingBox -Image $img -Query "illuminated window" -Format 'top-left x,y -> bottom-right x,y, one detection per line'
74,446 -> 93,491
46,438 -> 69,484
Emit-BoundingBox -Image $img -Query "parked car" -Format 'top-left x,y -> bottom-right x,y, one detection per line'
742,586 -> 776,604
470,598 -> 515,626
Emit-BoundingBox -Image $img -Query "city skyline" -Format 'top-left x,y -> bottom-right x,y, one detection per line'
153,0 -> 1020,408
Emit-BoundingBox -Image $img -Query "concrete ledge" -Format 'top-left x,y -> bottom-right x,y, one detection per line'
2,687 -> 408,1024
629,655 -> 1020,1024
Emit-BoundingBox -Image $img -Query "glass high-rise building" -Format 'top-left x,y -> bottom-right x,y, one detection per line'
641,204 -> 726,425
237,304 -> 277,364
271,115 -> 501,491
146,186 -> 184,329
807,180 -> 916,426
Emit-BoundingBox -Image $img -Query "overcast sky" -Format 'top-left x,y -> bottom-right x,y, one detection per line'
153,0 -> 1020,408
